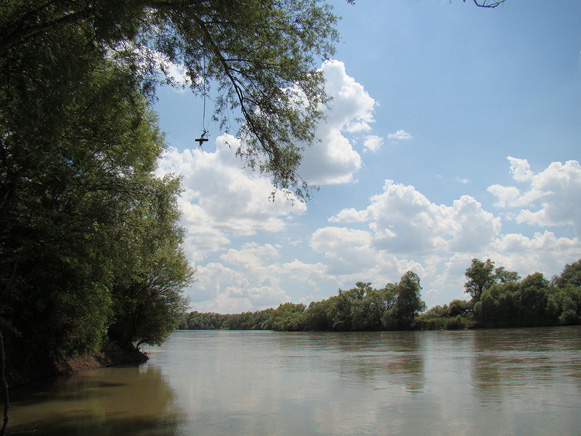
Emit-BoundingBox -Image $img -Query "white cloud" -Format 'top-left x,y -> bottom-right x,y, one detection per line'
321,173 -> 579,308
122,42 -> 193,87
330,180 -> 500,255
447,195 -> 501,252
508,156 -> 534,182
488,184 -> 521,208
298,60 -> 376,185
488,158 -> 581,235
300,129 -> 362,185
155,56 -> 581,313
349,180 -> 451,254
310,226 -> 421,286
465,231 -> 581,290
310,227 -> 375,275
328,207 -> 368,223
157,134 -> 306,261
186,244 -> 331,313
364,135 -> 384,152
387,129 -> 413,141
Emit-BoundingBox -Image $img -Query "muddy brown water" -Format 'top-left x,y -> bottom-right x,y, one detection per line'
8,327 -> 581,435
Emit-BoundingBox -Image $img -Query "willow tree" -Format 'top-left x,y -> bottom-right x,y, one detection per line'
2,0 -> 339,344
1,0 -> 340,198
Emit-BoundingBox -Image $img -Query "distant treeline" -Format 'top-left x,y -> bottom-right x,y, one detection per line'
181,259 -> 581,332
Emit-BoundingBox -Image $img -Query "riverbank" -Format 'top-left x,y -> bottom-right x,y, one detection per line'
7,346 -> 148,387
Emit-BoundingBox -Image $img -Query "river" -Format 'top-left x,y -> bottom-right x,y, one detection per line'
8,327 -> 581,435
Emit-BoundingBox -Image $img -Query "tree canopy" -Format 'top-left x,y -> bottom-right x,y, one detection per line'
0,0 -> 343,379
1,0 -> 340,199
181,258 -> 581,332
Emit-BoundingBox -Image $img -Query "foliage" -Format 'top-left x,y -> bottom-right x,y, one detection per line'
270,303 -> 306,331
0,6 -> 194,366
106,175 -> 194,349
183,273 -> 424,332
0,0 -> 344,392
475,268 -> 581,328
464,258 -> 520,302
391,271 -> 426,330
553,260 -> 581,288
182,259 -> 581,333
0,0 -> 340,199
464,259 -> 495,302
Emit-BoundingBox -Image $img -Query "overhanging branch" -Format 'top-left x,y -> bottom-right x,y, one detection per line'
468,0 -> 506,7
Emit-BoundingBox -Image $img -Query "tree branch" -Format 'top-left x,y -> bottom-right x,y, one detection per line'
0,8 -> 91,54
190,14 -> 276,161
468,0 -> 506,7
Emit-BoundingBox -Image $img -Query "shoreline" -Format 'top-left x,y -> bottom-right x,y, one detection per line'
7,347 -> 149,387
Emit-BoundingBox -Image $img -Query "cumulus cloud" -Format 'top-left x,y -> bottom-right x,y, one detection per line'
310,226 -> 421,285
488,158 -> 581,236
330,180 -> 498,255
155,55 -> 581,313
298,60 -> 376,185
125,43 -> 193,87
387,129 -> 413,141
186,243 -> 331,313
177,155 -> 581,312
447,196 -> 501,252
157,134 -> 306,261
310,227 -> 375,275
488,185 -> 521,208
508,156 -> 534,182
364,135 -> 384,152
328,207 -> 368,224
323,172 -> 579,308
329,180 -> 500,256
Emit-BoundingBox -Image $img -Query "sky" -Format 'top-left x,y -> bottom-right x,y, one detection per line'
153,0 -> 581,313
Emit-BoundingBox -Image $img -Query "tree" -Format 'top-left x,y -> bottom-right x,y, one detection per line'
0,21 -> 192,367
464,259 -> 521,303
464,259 -> 496,302
0,0 -> 340,400
0,0 -> 340,199
270,303 -> 306,331
392,271 -> 426,330
304,299 -> 333,331
494,267 -> 521,285
106,175 -> 194,350
553,260 -> 581,288
362,285 -> 397,330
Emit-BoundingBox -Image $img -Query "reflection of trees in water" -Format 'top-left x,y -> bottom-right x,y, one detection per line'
471,327 -> 581,400
9,364 -> 183,436
468,327 -> 581,436
326,331 -> 426,393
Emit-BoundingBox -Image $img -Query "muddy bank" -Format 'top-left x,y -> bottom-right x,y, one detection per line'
7,346 -> 148,387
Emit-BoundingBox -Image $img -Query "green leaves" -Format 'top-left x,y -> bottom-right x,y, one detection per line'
0,16 -> 191,361
0,0 -> 341,369
11,0 -> 338,198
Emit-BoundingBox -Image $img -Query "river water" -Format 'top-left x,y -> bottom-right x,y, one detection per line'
8,327 -> 581,435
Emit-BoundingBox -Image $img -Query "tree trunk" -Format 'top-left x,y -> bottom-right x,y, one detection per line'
0,329 -> 9,436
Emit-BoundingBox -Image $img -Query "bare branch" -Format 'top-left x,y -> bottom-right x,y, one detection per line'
467,0 -> 506,8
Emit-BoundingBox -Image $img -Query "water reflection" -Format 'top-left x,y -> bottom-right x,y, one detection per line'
8,327 -> 581,436
324,331 -> 426,393
469,327 -> 581,435
10,365 -> 183,436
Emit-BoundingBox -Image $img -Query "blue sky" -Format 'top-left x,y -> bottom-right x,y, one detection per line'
154,0 -> 581,313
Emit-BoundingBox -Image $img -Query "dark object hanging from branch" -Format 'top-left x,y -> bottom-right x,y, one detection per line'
195,129 -> 209,146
